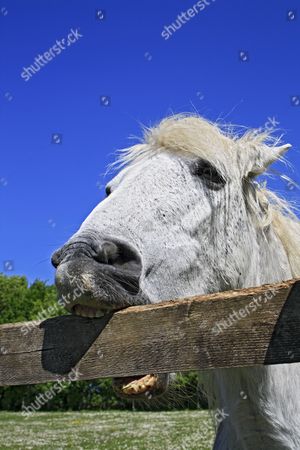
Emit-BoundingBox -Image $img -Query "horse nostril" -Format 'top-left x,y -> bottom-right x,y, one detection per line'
93,240 -> 142,296
97,241 -> 119,264
94,240 -> 142,274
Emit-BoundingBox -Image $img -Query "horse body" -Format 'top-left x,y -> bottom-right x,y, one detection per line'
207,228 -> 298,449
52,115 -> 300,449
211,365 -> 300,449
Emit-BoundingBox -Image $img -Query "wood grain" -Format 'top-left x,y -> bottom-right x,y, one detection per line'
1,279 -> 300,386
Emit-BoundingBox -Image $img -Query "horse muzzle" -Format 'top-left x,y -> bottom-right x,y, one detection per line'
52,235 -> 169,401
51,235 -> 148,316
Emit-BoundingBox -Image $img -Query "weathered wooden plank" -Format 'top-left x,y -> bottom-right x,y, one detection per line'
0,279 -> 300,386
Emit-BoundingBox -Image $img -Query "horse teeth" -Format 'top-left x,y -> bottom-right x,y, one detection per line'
121,374 -> 158,395
73,305 -> 105,318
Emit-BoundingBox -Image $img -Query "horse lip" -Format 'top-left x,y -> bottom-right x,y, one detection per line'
55,259 -> 149,313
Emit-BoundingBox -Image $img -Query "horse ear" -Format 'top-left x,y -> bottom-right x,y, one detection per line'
247,143 -> 291,177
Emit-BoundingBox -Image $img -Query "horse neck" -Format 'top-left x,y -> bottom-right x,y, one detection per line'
208,225 -> 300,450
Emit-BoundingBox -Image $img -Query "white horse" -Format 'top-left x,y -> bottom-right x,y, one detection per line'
52,114 -> 300,449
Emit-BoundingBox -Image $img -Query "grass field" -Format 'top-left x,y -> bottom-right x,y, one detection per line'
0,410 -> 215,449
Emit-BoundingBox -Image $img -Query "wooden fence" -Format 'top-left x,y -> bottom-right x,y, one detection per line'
1,278 -> 300,386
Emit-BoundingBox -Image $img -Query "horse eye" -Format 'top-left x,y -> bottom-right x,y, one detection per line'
193,161 -> 225,186
105,186 -> 112,197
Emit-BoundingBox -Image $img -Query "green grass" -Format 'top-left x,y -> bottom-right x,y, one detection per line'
0,410 -> 215,449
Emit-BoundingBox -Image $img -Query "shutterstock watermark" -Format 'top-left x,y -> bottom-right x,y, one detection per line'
20,270 -> 89,335
161,0 -> 216,40
21,368 -> 82,418
20,302 -> 61,335
21,27 -> 83,82
257,116 -> 280,133
211,288 -> 277,335
214,408 -> 229,424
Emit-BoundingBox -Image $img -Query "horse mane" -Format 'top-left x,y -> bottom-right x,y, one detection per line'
262,192 -> 300,277
114,114 -> 300,277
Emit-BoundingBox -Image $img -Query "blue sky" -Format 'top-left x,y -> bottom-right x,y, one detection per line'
1,0 -> 300,284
